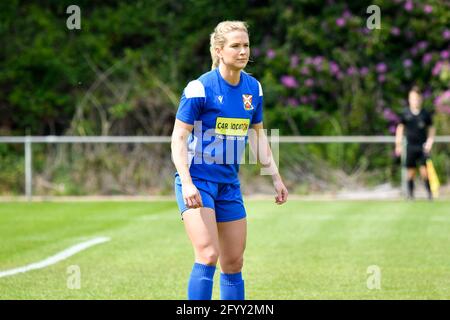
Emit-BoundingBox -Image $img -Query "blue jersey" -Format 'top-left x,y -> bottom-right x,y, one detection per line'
176,68 -> 263,184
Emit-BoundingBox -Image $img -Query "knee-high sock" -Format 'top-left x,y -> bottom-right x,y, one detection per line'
188,263 -> 216,300
423,178 -> 432,198
220,272 -> 245,300
407,179 -> 414,198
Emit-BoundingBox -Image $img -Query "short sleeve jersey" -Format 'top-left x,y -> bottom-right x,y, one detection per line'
176,68 -> 264,184
400,108 -> 433,145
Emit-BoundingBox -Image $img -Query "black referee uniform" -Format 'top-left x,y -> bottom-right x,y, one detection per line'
399,107 -> 433,198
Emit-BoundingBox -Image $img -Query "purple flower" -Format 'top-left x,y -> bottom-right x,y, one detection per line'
391,27 -> 401,36
389,125 -> 397,134
422,53 -> 433,65
403,59 -> 413,68
287,97 -> 299,107
383,108 -> 400,122
417,41 -> 428,50
281,75 -> 298,88
346,66 -> 357,75
432,61 -> 444,76
290,55 -> 299,68
423,5 -> 433,14
378,74 -> 386,83
360,28 -> 370,35
252,48 -> 261,57
313,56 -> 323,66
440,50 -> 449,59
310,93 -> 318,101
336,18 -> 346,27
438,106 -> 450,114
300,66 -> 310,75
404,0 -> 413,11
266,49 -> 276,59
300,96 -> 309,104
434,90 -> 450,114
342,10 -> 352,19
305,78 -> 315,87
410,47 -> 418,56
329,61 -> 340,74
376,63 -> 387,73
313,56 -> 323,71
444,29 -> 450,40
360,67 -> 369,76
304,57 -> 313,65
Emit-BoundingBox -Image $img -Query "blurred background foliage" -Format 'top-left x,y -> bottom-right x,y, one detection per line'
0,0 -> 449,195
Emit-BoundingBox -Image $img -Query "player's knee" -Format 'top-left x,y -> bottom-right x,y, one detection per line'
221,256 -> 244,273
419,168 -> 428,178
196,246 -> 220,265
407,170 -> 416,179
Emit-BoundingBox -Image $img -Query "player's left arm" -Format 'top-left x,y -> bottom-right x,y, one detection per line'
249,122 -> 288,205
424,126 -> 435,154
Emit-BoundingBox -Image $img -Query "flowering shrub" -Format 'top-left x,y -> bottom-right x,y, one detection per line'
246,0 -> 450,135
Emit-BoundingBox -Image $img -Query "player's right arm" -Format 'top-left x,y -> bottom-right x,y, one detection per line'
395,123 -> 404,157
171,119 -> 203,209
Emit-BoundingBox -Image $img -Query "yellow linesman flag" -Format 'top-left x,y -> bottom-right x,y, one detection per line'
426,159 -> 440,198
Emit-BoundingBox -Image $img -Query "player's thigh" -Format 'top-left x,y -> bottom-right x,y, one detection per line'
407,167 -> 416,179
217,218 -> 247,264
183,207 -> 220,259
417,151 -> 428,177
419,165 -> 428,178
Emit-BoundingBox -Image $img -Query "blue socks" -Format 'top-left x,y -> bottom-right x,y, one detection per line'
187,263 -> 216,300
187,263 -> 245,300
220,272 -> 245,300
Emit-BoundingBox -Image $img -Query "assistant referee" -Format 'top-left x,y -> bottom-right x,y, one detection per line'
395,86 -> 435,200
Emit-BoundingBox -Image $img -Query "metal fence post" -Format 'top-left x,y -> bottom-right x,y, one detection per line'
401,138 -> 407,198
25,136 -> 32,201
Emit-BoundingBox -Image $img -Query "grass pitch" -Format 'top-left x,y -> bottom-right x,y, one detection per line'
1,200 -> 449,299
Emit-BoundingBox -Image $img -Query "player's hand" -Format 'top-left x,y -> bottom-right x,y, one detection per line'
273,176 -> 288,205
423,142 -> 432,154
182,182 -> 203,209
395,145 -> 402,157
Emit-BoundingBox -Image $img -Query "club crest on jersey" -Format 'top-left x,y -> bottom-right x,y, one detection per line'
217,95 -> 223,104
242,94 -> 253,110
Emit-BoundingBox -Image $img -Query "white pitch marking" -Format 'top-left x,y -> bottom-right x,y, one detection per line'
0,237 -> 110,278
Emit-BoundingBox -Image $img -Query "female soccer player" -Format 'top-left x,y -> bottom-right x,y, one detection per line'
171,21 -> 288,300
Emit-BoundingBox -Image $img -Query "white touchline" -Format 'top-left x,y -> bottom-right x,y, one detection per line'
0,237 -> 111,278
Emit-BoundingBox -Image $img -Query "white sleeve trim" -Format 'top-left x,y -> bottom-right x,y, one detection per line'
257,81 -> 263,96
184,80 -> 206,98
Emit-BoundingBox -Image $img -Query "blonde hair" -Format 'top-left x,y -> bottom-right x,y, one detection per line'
210,21 -> 249,70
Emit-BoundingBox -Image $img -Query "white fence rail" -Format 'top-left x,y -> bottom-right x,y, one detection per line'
1,135 -> 449,201
2,136 -> 450,144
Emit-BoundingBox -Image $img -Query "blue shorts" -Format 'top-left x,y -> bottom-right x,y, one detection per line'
174,174 -> 246,223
